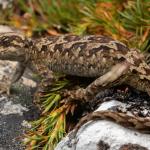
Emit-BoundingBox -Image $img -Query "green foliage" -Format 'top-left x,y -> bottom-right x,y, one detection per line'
119,0 -> 150,50
24,76 -> 70,150
15,0 -> 89,32
120,0 -> 150,32
72,1 -> 120,35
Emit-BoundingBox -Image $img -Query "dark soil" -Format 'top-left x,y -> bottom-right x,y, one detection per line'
0,83 -> 40,150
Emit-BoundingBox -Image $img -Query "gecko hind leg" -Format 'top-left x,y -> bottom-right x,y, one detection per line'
64,61 -> 131,103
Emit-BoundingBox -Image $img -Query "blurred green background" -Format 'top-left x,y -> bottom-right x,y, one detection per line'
0,0 -> 150,51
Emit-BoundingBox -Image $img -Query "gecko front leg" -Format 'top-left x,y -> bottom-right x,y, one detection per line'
11,62 -> 26,83
4,62 -> 26,95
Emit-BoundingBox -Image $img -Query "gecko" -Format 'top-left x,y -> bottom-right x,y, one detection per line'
1,32 -> 150,139
0,32 -> 150,101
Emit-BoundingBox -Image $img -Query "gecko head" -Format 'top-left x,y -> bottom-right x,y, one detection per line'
0,32 -> 29,62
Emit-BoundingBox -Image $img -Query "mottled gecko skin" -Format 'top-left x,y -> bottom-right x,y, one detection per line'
0,32 -> 150,100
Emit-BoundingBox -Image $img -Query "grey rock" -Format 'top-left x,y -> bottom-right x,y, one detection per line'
0,53 -> 40,150
55,101 -> 150,150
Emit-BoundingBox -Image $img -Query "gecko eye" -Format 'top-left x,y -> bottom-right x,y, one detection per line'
108,42 -> 116,49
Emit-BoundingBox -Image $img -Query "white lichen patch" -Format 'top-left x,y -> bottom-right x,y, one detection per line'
96,100 -> 125,111
21,77 -> 37,88
75,120 -> 150,150
21,120 -> 32,128
0,96 -> 7,102
0,101 -> 28,115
